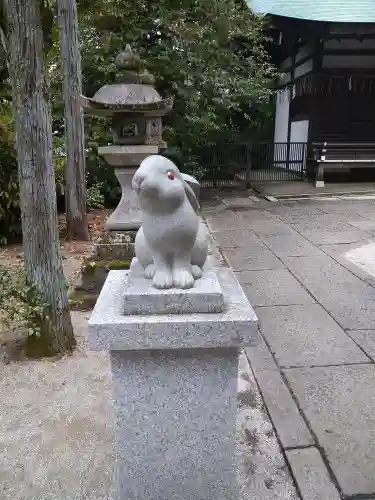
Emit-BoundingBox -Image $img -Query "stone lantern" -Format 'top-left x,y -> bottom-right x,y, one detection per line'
82,45 -> 173,231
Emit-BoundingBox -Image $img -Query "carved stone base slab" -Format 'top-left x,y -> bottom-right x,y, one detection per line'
122,258 -> 225,315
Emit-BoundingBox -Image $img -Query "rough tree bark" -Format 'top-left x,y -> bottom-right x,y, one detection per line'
57,0 -> 89,241
4,0 -> 76,354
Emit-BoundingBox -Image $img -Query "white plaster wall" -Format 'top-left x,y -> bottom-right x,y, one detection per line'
288,120 -> 308,172
323,54 -> 375,68
272,121 -> 309,171
274,92 -> 289,143
290,120 -> 309,143
273,94 -> 290,169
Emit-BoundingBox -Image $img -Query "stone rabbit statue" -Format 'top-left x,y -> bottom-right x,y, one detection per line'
132,155 -> 208,289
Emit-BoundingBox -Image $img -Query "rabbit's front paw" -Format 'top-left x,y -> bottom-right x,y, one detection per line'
191,265 -> 203,279
153,270 -> 173,289
144,264 -> 156,279
173,268 -> 195,289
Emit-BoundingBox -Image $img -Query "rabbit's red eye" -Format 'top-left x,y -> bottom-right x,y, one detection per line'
167,171 -> 175,180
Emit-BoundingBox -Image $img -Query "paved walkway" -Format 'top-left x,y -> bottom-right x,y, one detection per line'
204,193 -> 375,500
251,180 -> 375,198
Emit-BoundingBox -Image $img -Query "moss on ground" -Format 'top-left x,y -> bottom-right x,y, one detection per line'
68,290 -> 98,311
81,257 -> 131,274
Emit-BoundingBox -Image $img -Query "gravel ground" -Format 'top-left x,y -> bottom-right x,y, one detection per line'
0,312 -> 298,500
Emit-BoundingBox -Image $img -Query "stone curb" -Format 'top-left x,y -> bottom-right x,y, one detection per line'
255,190 -> 375,200
245,338 -> 313,449
244,340 -> 345,500
286,447 -> 341,500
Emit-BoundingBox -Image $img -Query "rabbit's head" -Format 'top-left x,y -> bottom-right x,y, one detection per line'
133,155 -> 199,214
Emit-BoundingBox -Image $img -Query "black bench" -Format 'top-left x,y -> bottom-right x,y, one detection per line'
312,142 -> 375,187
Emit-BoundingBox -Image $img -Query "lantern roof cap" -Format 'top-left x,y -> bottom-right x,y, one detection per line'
82,46 -> 173,116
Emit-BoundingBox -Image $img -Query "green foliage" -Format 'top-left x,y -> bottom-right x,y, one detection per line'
0,264 -> 50,337
74,0 -> 276,166
87,182 -> 105,209
74,0 -> 275,161
0,99 -> 21,244
0,0 -> 276,243
84,116 -> 121,206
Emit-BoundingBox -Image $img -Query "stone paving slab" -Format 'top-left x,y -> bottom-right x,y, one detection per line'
348,219 -> 375,231
245,337 -> 314,448
256,304 -> 368,368
313,206 -> 371,221
237,209 -> 282,223
260,234 -> 324,259
318,202 -> 375,218
290,217 -> 355,233
201,206 -> 227,217
205,214 -> 251,232
341,240 -> 375,282
222,197 -> 256,208
346,330 -> 375,361
245,336 -> 278,373
320,241 -> 364,256
351,210 -> 375,221
245,220 -> 297,237
211,230 -> 264,249
250,364 -> 314,449
286,447 -> 341,500
224,247 -> 285,272
284,255 -> 375,330
210,195 -> 375,499
268,208 -> 327,224
301,229 -> 371,245
318,243 -> 375,288
237,270 -> 315,307
285,365 -> 375,497
265,205 -> 325,215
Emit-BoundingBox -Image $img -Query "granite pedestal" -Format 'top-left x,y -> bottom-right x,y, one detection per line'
88,258 -> 258,500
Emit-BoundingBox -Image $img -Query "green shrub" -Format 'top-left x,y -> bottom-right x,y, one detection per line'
87,182 -> 105,210
0,264 -> 50,337
85,116 -> 121,207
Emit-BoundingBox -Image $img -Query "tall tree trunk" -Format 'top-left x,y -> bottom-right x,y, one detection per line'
57,0 -> 89,241
4,0 -> 76,355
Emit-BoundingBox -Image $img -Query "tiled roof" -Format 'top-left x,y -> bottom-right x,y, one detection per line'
247,0 -> 375,22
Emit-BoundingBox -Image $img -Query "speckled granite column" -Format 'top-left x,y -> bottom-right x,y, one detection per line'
110,348 -> 238,500
88,259 -> 258,500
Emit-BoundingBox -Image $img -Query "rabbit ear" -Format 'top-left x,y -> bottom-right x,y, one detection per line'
181,173 -> 200,200
183,180 -> 200,213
